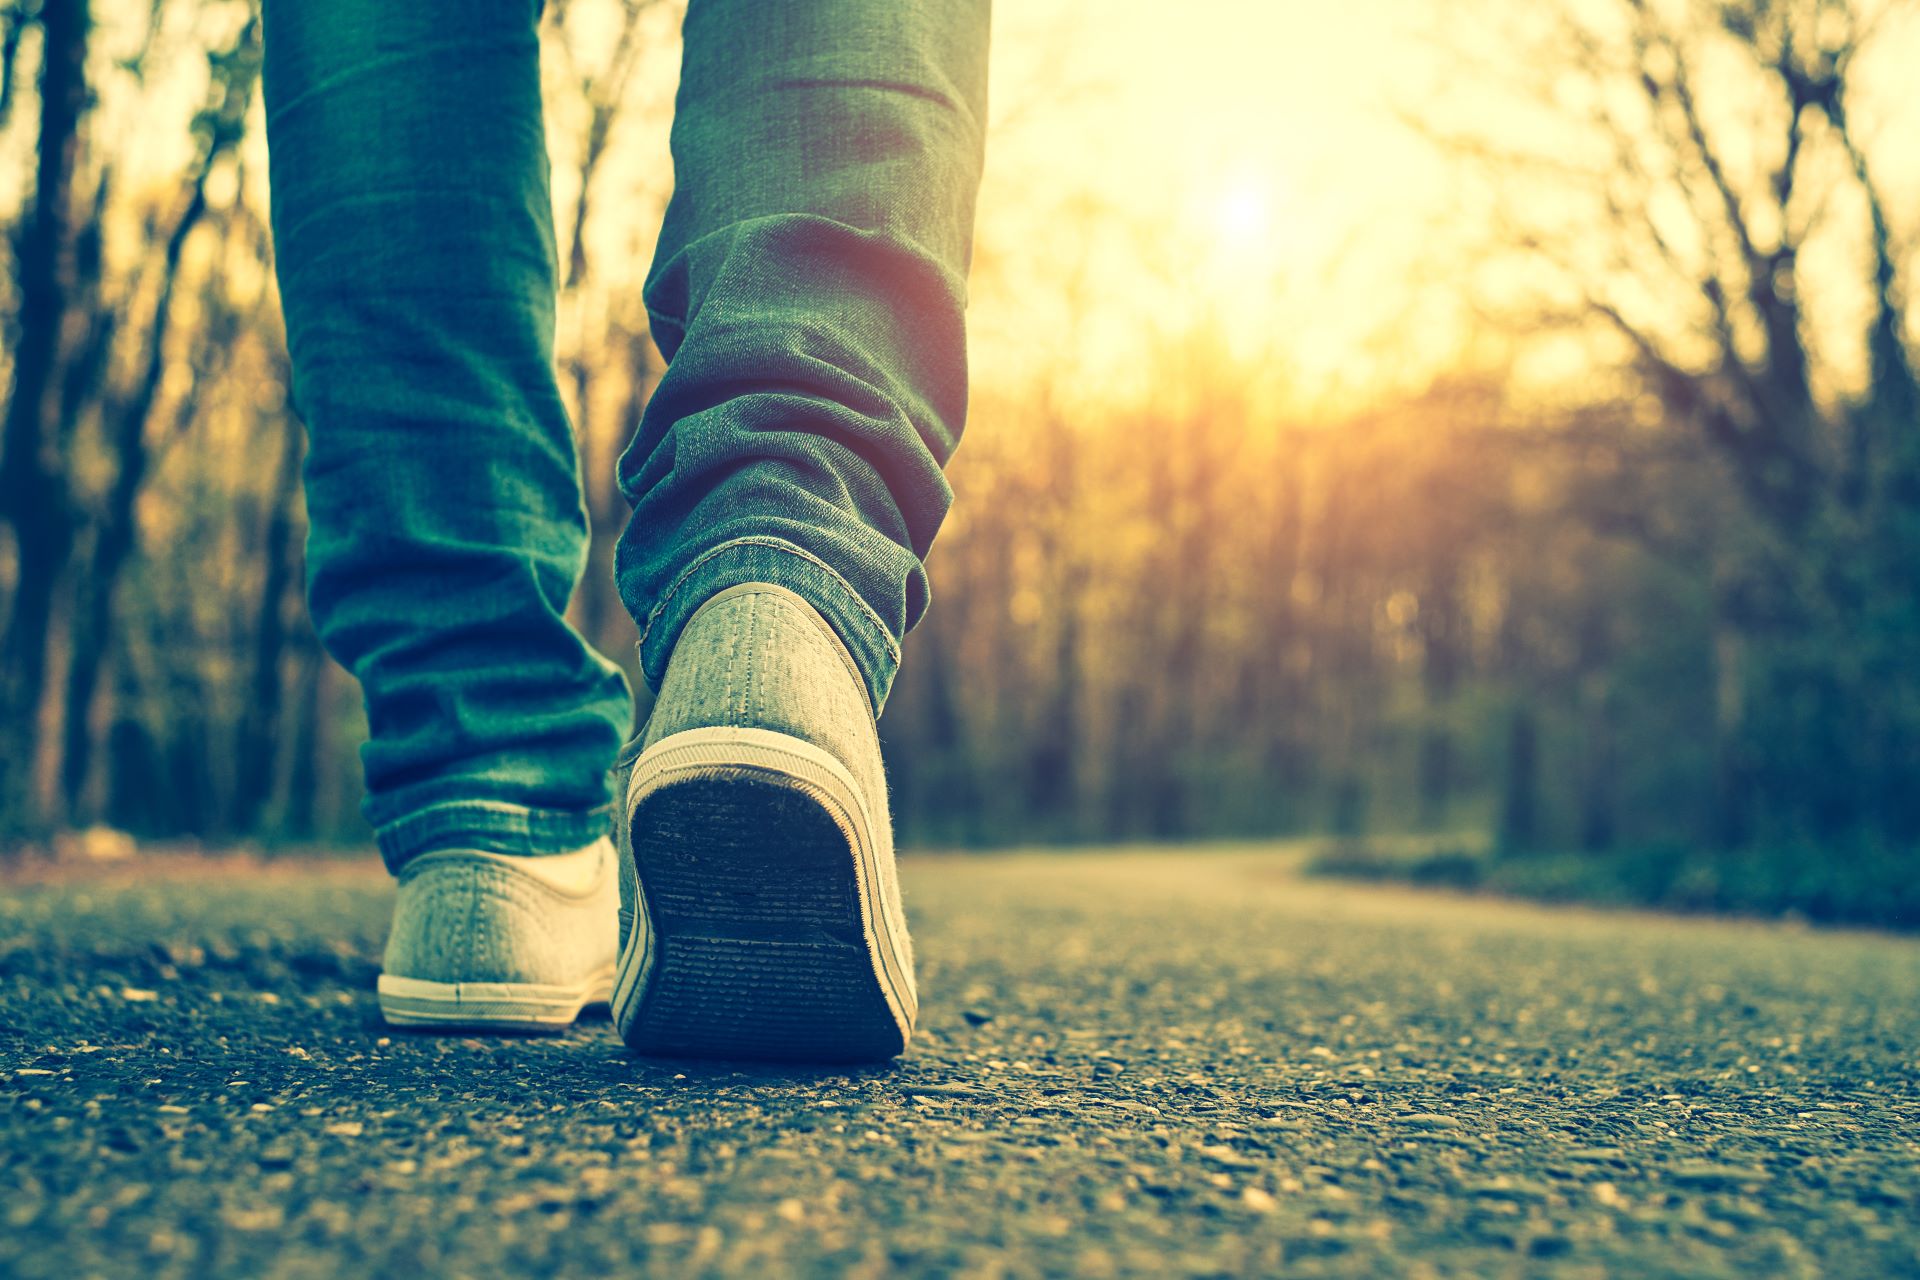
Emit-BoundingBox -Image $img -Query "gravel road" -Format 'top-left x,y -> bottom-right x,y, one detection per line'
2,847 -> 1916,1278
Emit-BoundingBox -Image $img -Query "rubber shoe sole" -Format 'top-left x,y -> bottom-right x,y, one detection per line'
378,966 -> 614,1033
612,726 -> 914,1063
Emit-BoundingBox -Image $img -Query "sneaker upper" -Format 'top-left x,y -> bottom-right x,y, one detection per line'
639,583 -> 886,801
382,838 -> 619,986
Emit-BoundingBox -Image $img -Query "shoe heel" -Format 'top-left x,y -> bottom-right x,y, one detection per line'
617,758 -> 911,1063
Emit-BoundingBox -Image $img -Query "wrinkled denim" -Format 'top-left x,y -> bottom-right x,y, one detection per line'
263,0 -> 989,870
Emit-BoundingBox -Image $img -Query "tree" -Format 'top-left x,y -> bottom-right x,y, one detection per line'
0,0 -> 89,833
1432,0 -> 1919,849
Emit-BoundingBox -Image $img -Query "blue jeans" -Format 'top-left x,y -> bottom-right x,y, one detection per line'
262,0 -> 989,870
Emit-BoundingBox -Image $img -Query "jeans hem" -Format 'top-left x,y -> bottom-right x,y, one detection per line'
374,799 -> 614,874
637,536 -> 901,713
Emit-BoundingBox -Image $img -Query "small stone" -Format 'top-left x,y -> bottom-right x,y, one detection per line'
1467,1178 -> 1552,1201
1667,1163 -> 1769,1189
1401,1113 -> 1461,1130
1240,1186 -> 1279,1213
901,1083 -> 994,1099
1564,1147 -> 1625,1163
1199,1145 -> 1262,1171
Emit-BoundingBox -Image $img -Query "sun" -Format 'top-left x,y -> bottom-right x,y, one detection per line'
1180,170 -> 1291,304
1214,179 -> 1273,243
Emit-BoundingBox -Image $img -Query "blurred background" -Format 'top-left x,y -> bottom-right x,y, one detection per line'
1,0 -> 1916,925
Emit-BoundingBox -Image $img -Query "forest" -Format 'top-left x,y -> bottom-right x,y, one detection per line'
2,0 -> 1917,923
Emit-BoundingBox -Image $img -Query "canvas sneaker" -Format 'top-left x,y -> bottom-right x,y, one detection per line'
377,837 -> 618,1031
610,582 -> 915,1063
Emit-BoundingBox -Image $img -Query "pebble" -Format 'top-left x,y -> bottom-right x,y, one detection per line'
1666,1163 -> 1771,1189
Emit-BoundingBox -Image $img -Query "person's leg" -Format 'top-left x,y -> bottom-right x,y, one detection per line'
264,0 -> 629,1028
615,0 -> 992,714
263,0 -> 630,868
609,0 -> 990,1062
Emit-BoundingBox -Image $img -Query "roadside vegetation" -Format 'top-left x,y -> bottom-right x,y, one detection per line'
2,0 -> 1916,925
1308,838 -> 1920,930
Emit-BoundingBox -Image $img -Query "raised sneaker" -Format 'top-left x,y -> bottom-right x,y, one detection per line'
611,582 -> 915,1063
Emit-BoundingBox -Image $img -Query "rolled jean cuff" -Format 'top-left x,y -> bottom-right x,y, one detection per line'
373,797 -> 614,874
636,536 -> 901,714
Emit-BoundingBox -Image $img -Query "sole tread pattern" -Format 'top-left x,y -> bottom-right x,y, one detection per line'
622,772 -> 906,1063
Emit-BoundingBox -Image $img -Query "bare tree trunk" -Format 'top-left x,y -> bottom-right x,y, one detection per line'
1498,702 -> 1540,855
58,15 -> 258,822
103,635 -> 162,834
1325,587 -> 1372,842
1417,559 -> 1461,829
60,232 -> 199,816
1024,399 -> 1079,833
1147,400 -> 1230,838
233,408 -> 303,834
1309,458 -> 1372,839
1258,440 -> 1304,810
1495,547 -> 1539,855
1577,675 -> 1617,853
0,0 -> 33,129
1026,588 -> 1081,832
554,0 -> 656,672
575,327 -> 653,665
0,0 -> 89,834
280,630 -> 326,840
45,180 -> 113,818
1708,620 -> 1750,850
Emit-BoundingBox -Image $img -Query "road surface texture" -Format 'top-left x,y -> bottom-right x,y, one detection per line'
2,846 -> 1917,1278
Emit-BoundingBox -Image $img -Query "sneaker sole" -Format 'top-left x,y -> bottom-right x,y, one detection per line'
377,966 -> 615,1033
612,726 -> 914,1063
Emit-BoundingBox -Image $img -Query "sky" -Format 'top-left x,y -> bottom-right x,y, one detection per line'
970,0 -> 1464,406
6,0 -> 1919,417
967,0 -> 1920,412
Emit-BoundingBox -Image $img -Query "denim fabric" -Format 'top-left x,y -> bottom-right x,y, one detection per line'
262,0 -> 989,870
619,0 -> 991,714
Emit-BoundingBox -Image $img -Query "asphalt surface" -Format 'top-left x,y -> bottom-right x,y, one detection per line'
2,846 -> 1917,1278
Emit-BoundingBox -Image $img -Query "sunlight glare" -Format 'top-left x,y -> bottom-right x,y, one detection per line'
1214,177 -> 1274,247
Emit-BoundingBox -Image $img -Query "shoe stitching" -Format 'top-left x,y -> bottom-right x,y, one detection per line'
745,592 -> 759,727
462,862 -> 483,980
687,582 -> 875,721
724,597 -> 742,727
